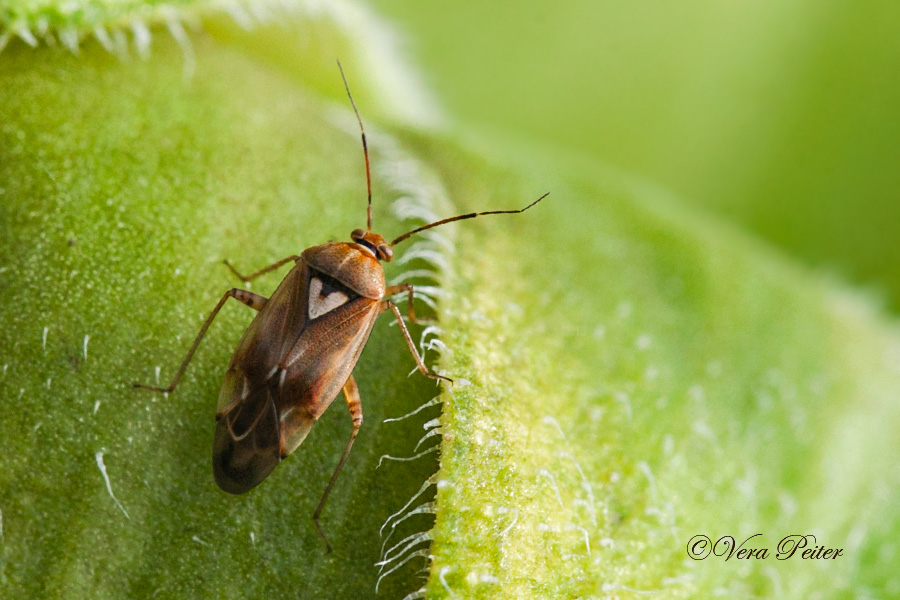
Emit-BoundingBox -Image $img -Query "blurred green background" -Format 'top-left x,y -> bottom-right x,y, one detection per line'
369,0 -> 900,312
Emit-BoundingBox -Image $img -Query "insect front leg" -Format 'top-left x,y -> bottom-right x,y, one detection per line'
313,374 -> 364,554
382,299 -> 452,384
223,255 -> 300,283
133,288 -> 268,393
383,283 -> 433,325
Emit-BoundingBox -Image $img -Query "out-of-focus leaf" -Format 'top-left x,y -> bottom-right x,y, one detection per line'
370,0 -> 900,312
402,136 -> 900,598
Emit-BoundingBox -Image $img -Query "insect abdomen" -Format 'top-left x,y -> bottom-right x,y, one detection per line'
212,385 -> 282,494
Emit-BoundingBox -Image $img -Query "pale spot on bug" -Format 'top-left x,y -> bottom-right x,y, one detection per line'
308,277 -> 349,319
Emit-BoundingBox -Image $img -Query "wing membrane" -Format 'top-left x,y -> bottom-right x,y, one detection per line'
213,384 -> 281,494
216,264 -> 308,414
214,260 -> 380,492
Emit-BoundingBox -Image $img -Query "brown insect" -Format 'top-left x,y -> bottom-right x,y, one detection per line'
135,61 -> 547,551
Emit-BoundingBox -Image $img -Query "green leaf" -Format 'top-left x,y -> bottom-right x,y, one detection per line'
3,4 -> 900,599
409,140 -> 900,597
370,0 -> 900,312
0,32 -> 445,599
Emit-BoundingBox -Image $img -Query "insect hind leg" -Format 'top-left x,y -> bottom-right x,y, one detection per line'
313,374 -> 364,553
133,288 -> 268,394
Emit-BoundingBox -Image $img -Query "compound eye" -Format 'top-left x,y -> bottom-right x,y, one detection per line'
377,244 -> 393,262
350,228 -> 366,241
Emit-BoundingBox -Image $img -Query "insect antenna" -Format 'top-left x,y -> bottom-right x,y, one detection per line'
389,192 -> 549,248
337,59 -> 374,231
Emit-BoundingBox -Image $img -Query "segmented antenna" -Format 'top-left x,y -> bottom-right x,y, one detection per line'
337,59 -> 374,231
390,192 -> 550,247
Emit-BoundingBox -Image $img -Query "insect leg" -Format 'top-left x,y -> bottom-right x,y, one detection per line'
382,300 -> 452,384
223,255 -> 300,283
313,374 -> 364,554
133,288 -> 268,393
383,283 -> 432,325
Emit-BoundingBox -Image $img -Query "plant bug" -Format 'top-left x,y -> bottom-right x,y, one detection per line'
134,61 -> 548,551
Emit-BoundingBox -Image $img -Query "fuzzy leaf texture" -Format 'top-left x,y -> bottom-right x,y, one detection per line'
1,2 -> 899,599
